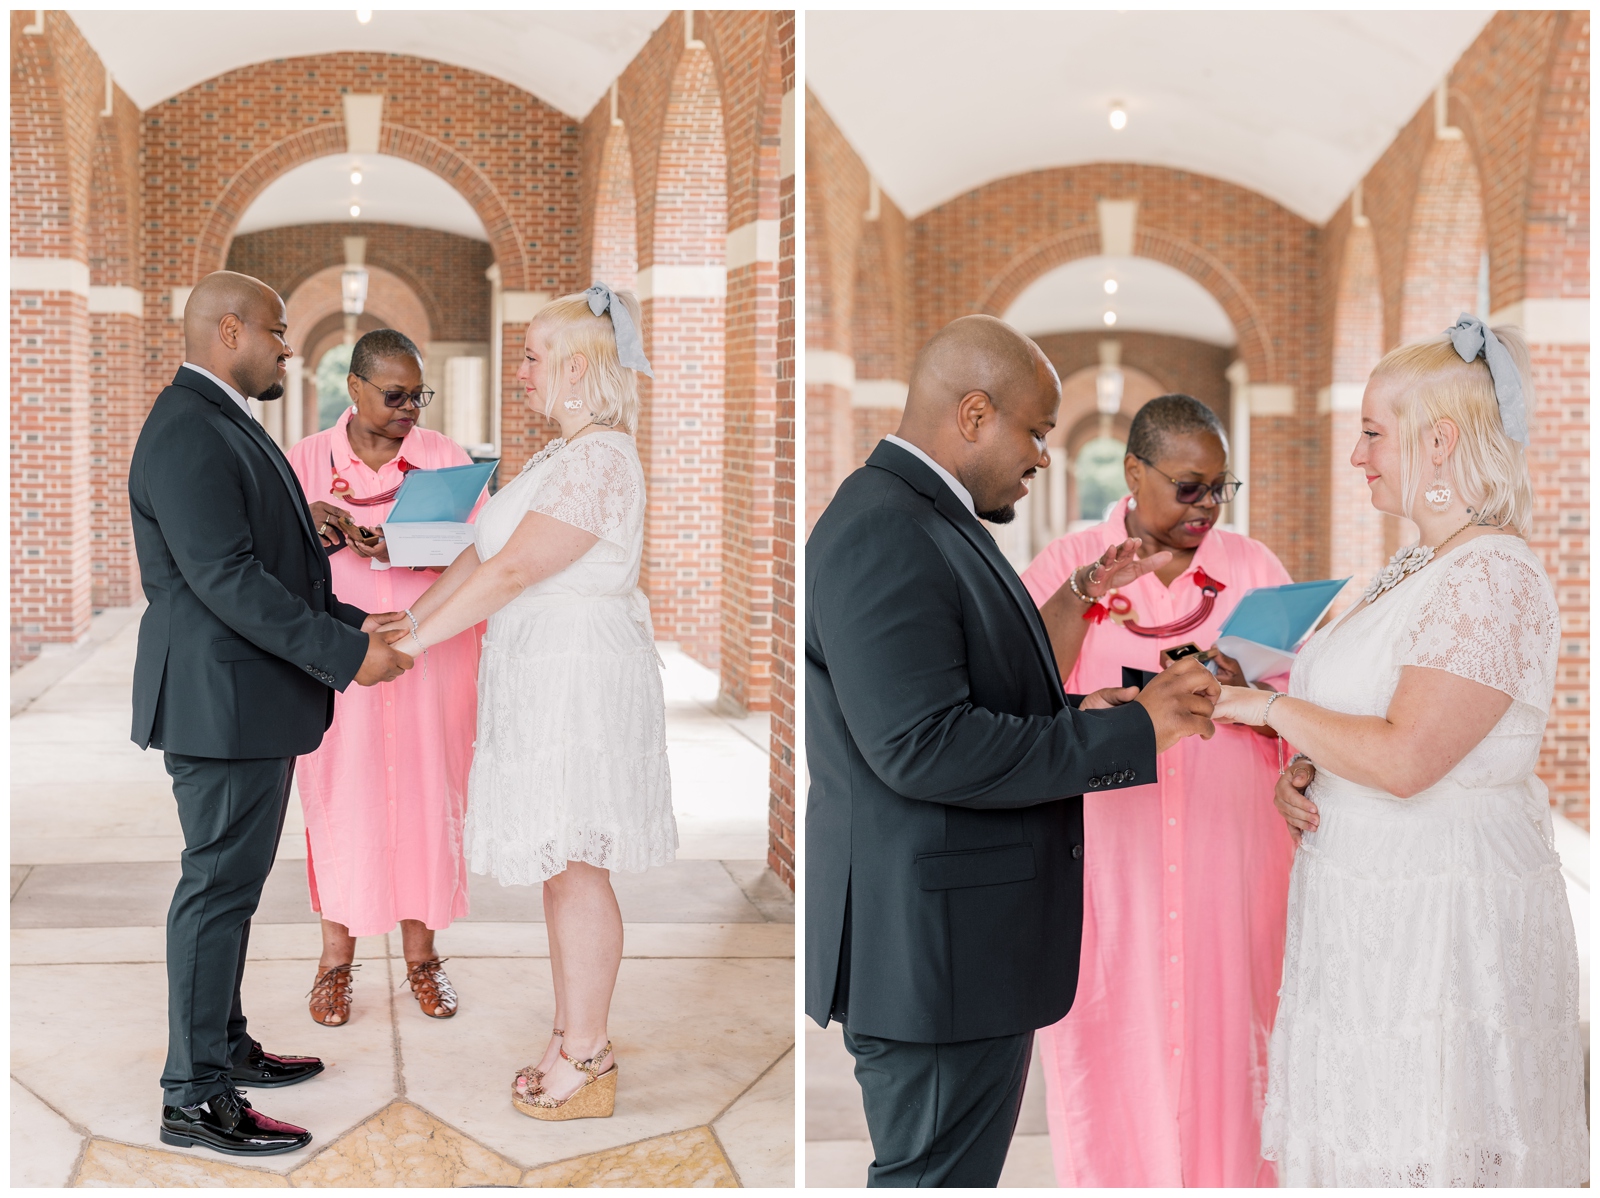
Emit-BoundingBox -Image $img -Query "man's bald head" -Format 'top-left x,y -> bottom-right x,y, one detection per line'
182,271 -> 291,402
894,315 -> 1061,523
903,314 -> 1059,428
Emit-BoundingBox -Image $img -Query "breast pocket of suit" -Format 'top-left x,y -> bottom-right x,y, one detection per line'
915,843 -> 1035,891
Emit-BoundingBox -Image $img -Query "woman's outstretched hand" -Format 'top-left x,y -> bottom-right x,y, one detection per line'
1088,538 -> 1174,596
1213,685 -> 1272,725
1276,758 -> 1318,843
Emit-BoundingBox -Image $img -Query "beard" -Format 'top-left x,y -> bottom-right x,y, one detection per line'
976,504 -> 1016,524
255,382 -> 285,402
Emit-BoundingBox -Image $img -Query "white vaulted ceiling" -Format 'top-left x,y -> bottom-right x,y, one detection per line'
807,11 -> 1492,222
68,10 -> 668,116
1005,257 -> 1237,345
233,154 -> 489,243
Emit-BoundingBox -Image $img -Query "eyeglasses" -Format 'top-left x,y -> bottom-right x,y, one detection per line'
354,374 -> 434,409
1134,455 -> 1243,505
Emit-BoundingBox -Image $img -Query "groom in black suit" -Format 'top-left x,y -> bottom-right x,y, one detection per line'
806,315 -> 1220,1186
129,271 -> 414,1155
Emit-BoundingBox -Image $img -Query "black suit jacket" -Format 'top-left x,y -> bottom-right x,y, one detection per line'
128,367 -> 369,759
805,440 -> 1158,1043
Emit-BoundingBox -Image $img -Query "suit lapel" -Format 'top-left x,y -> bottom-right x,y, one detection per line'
867,441 -> 1065,695
173,368 -> 323,554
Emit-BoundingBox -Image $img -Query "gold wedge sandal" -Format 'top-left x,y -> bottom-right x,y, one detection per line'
512,1028 -> 564,1100
512,1041 -> 615,1121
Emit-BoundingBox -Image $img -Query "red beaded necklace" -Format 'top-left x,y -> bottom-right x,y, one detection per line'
1084,567 -> 1227,638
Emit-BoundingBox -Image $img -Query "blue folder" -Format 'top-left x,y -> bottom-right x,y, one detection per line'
384,460 -> 498,524
1213,577 -> 1351,682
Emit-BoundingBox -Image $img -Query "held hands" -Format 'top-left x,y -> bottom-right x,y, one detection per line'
1213,685 -> 1274,727
361,611 -> 405,634
1275,757 -> 1318,843
354,630 -> 413,686
1133,657 -> 1219,754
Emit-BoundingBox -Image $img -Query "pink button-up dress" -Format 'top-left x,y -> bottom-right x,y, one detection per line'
286,409 -> 485,937
1020,495 -> 1295,1188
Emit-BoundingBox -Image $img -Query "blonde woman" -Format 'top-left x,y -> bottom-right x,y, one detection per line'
378,284 -> 674,1120
1214,317 -> 1588,1186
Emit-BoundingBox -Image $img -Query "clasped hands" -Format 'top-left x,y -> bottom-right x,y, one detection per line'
1080,656 -> 1220,755
355,610 -> 413,685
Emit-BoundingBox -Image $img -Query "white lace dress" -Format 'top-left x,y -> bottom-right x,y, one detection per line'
463,431 -> 676,885
1262,536 -> 1588,1187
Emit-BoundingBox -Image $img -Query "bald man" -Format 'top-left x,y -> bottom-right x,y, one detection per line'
805,316 -> 1219,1187
129,271 -> 413,1157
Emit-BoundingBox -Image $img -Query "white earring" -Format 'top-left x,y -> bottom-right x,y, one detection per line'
1424,460 -> 1453,511
562,397 -> 583,412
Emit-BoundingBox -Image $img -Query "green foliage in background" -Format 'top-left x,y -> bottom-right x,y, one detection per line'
316,343 -> 355,431
1076,436 -> 1130,522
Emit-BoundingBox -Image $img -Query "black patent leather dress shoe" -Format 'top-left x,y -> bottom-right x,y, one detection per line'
159,1087 -> 311,1156
229,1040 -> 325,1088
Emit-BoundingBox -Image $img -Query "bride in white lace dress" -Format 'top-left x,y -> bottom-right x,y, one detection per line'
379,285 -> 673,1122
1214,319 -> 1588,1187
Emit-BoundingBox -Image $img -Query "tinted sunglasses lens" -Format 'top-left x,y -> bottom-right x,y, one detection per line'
1219,480 -> 1242,502
1173,483 -> 1208,504
383,389 -> 434,409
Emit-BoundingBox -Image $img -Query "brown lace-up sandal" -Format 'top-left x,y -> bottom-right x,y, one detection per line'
404,957 -> 459,1018
308,962 -> 360,1026
513,1041 -> 616,1121
513,1028 -> 564,1100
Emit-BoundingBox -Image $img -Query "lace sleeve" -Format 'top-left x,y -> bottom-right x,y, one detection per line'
528,436 -> 639,546
1401,543 -> 1557,709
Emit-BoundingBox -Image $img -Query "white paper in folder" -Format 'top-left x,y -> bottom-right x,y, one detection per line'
381,460 -> 497,568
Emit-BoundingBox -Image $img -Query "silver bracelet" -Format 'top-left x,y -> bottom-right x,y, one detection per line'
404,610 -> 427,680
1262,691 -> 1283,727
403,607 -> 420,637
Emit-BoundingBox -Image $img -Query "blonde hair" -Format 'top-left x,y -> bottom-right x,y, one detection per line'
530,289 -> 645,433
1368,324 -> 1534,538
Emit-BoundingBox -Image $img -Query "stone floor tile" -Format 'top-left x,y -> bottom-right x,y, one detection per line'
10,957 -> 398,1171
9,861 -> 319,929
74,1139 -> 290,1187
400,956 -> 792,1169
712,1046 -> 795,1187
719,861 -> 796,924
288,1100 -> 522,1187
804,1139 -> 872,1188
12,863 -> 32,898
673,822 -> 769,861
10,924 -> 361,967
998,1133 -> 1055,1186
460,859 -> 766,925
417,920 -> 792,961
518,1125 -> 737,1187
11,1078 -> 85,1187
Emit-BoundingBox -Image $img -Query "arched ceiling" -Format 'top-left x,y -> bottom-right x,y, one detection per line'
807,11 -> 1492,222
1005,256 -> 1236,347
68,10 -> 668,116
234,154 -> 489,242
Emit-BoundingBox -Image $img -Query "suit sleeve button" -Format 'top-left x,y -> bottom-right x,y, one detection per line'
1072,844 -> 1084,860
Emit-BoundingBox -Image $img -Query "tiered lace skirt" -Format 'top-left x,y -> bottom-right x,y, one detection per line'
464,591 -> 676,886
1261,775 -> 1588,1187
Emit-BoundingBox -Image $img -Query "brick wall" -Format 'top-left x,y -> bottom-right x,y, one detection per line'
226,222 -> 493,343
767,12 -> 795,889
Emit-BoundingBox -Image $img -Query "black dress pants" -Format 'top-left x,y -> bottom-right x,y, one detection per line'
843,1026 -> 1035,1187
160,753 -> 294,1107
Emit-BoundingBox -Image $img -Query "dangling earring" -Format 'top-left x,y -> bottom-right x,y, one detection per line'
1424,458 -> 1453,512
1127,496 -> 1137,511
562,393 -> 583,412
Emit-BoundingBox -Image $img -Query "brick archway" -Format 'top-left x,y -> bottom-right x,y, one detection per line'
974,226 -> 1273,384
1399,137 -> 1485,342
192,126 -> 527,291
592,124 -> 639,291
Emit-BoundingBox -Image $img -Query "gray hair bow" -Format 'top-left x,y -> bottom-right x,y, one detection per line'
1446,313 -> 1528,446
583,282 -> 653,378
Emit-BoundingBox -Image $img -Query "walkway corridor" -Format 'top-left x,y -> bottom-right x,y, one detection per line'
10,606 -> 793,1187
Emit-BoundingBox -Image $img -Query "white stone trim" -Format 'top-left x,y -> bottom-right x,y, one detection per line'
169,286 -> 193,320
806,349 -> 856,390
343,94 -> 384,154
1098,199 -> 1138,257
10,257 -> 90,297
635,265 -> 727,302
726,220 -> 780,271
853,378 -> 909,409
780,89 -> 795,180
1317,382 -> 1364,415
1487,299 -> 1590,345
501,291 -> 551,324
87,285 -> 143,317
1248,384 -> 1295,417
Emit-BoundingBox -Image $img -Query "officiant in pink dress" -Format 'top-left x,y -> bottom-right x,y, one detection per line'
286,329 -> 486,1027
1021,394 -> 1295,1188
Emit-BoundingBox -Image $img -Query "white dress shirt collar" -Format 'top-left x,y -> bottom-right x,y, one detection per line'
885,434 -> 976,517
181,361 -> 257,422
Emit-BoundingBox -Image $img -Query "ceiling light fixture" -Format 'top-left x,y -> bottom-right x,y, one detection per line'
356,9 -> 372,24
349,204 -> 361,218
1103,311 -> 1117,327
350,169 -> 363,185
1109,103 -> 1128,132
1103,279 -> 1118,295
